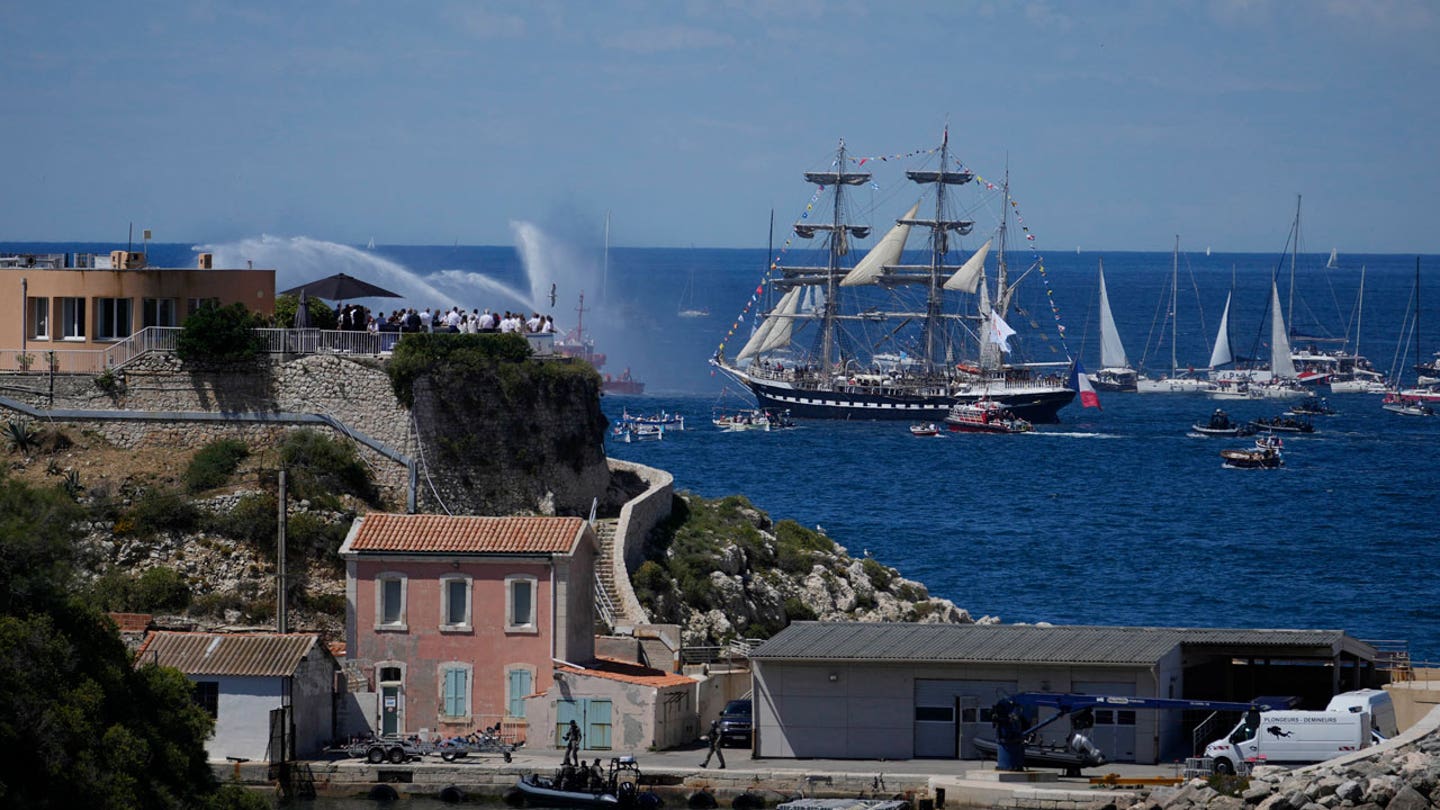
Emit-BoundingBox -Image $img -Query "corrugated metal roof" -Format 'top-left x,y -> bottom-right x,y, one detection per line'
345,513 -> 585,555
750,623 -> 1357,666
135,631 -> 321,677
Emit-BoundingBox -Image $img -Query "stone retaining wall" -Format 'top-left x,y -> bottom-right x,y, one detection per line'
606,458 -> 674,626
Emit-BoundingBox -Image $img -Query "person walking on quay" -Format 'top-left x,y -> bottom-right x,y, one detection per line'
562,720 -> 582,767
700,718 -> 725,769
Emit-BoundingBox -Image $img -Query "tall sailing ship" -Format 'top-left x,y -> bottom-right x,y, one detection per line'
711,134 -> 1075,423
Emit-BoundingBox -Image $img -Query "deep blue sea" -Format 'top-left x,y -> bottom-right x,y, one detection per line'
7,238 -> 1439,661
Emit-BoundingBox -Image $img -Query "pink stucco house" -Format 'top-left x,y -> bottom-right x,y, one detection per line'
339,513 -> 596,742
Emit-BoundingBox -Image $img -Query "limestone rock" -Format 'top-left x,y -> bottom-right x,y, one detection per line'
1387,785 -> 1432,810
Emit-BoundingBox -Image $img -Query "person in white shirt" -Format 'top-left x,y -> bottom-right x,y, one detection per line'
419,308 -> 433,332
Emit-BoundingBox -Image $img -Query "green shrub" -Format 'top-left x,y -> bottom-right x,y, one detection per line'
386,332 -> 535,407
295,590 -> 346,617
774,520 -> 832,553
184,439 -> 250,493
633,560 -> 671,606
272,294 -> 337,330
124,487 -> 201,538
783,597 -> 817,622
89,566 -> 192,613
279,429 -> 378,507
287,511 -> 348,573
862,558 -> 894,590
1207,774 -> 1249,797
204,493 -> 277,548
176,302 -> 266,363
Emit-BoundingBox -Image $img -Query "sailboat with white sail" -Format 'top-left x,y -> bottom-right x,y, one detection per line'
1249,281 -> 1306,399
678,268 -> 709,318
1086,258 -> 1136,391
1136,236 -> 1211,392
711,133 -> 1076,423
1326,248 -> 1339,269
1329,266 -> 1389,393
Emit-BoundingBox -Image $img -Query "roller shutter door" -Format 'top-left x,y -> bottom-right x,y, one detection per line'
914,679 -> 1017,759
1073,680 -> 1137,762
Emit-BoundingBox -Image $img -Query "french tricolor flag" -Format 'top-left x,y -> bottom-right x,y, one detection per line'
1072,360 -> 1102,410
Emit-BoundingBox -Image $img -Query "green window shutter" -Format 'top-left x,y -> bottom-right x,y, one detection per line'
444,668 -> 466,717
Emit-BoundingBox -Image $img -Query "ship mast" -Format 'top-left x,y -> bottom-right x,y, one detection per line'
995,166 -> 1010,318
1170,235 -> 1179,377
792,139 -> 871,373
904,127 -> 975,374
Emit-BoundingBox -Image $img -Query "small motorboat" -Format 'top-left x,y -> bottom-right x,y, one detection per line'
612,423 -> 664,443
712,408 -> 795,431
1249,415 -> 1315,434
617,409 -> 685,431
1254,433 -> 1284,451
909,423 -> 943,437
1285,396 -> 1335,417
972,732 -> 1106,777
1191,408 -> 1255,437
507,756 -> 660,810
945,400 -> 1033,434
1382,393 -> 1435,417
1221,447 -> 1284,469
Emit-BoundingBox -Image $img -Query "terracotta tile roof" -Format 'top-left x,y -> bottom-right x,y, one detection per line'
559,657 -> 696,688
108,612 -> 153,633
135,631 -> 324,677
346,514 -> 586,555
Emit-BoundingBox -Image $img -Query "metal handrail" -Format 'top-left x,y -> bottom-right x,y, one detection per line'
0,328 -> 559,374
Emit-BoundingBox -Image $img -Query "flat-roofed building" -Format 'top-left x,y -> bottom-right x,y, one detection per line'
748,622 -> 1385,763
0,251 -> 274,357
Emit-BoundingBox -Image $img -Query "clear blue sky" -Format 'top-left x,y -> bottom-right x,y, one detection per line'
3,1 -> 1437,253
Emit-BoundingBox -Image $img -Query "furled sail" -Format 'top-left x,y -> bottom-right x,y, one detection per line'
943,239 -> 993,293
1208,291 -> 1233,369
1269,282 -> 1296,378
1097,260 -> 1129,370
840,202 -> 920,286
758,287 -> 804,353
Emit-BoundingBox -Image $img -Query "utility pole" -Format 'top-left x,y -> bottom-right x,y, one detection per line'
277,469 -> 288,633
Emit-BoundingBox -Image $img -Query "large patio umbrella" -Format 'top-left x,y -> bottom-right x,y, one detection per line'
280,272 -> 402,301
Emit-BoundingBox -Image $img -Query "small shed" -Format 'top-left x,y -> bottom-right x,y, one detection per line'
136,631 -> 338,762
531,657 -> 699,753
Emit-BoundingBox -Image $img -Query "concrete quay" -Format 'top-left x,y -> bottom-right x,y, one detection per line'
215,746 -> 1169,808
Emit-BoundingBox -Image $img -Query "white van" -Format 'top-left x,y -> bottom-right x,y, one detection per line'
1325,688 -> 1397,739
1204,709 -> 1370,774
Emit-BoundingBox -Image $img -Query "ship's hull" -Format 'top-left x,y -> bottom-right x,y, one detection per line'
604,380 -> 645,395
737,374 -> 1074,424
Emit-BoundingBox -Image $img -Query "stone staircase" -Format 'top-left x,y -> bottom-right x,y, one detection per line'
592,518 -> 623,632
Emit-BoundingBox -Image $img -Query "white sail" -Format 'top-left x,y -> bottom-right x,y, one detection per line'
1326,248 -> 1338,269
1270,282 -> 1296,378
840,202 -> 920,286
758,287 -> 803,353
735,290 -> 790,362
943,238 -> 993,293
1208,292 -> 1233,369
1096,261 -> 1128,369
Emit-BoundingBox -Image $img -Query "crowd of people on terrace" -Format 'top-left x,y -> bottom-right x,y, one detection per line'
330,304 -> 557,335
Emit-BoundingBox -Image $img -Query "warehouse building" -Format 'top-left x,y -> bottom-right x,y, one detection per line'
749,622 -> 1385,763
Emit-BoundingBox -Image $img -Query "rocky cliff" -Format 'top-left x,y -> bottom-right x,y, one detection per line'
633,493 -> 988,646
